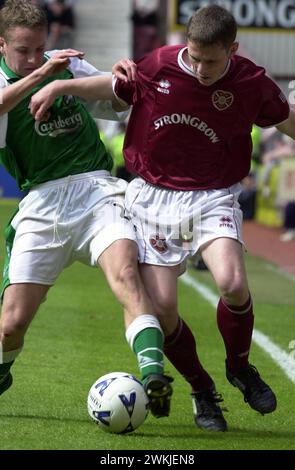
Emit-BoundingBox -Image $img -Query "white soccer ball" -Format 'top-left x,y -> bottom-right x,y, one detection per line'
87,372 -> 149,434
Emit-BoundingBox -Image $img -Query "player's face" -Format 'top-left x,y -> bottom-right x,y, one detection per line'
186,41 -> 238,86
0,26 -> 47,77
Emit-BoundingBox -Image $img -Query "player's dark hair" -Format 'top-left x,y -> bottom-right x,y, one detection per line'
0,0 -> 47,40
187,5 -> 237,49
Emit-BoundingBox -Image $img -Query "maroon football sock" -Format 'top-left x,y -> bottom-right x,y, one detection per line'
164,317 -> 213,393
217,296 -> 254,373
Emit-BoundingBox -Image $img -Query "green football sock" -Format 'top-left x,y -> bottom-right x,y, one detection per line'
133,328 -> 164,383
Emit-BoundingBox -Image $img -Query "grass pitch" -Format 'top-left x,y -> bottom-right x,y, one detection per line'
0,200 -> 295,450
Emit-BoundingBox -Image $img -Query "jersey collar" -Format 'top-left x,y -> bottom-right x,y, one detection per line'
0,55 -> 49,82
0,56 -> 22,81
177,46 -> 231,82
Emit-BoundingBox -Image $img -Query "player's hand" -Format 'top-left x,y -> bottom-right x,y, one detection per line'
112,58 -> 137,82
40,49 -> 85,78
29,82 -> 58,121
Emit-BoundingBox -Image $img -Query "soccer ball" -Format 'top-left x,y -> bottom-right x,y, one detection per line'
87,372 -> 149,434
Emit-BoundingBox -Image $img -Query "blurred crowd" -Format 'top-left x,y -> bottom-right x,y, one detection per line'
240,126 -> 295,242
42,0 -> 76,50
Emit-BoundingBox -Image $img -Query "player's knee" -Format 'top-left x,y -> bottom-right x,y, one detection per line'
116,263 -> 140,294
1,318 -> 28,340
0,308 -> 31,339
152,295 -> 177,318
218,275 -> 247,301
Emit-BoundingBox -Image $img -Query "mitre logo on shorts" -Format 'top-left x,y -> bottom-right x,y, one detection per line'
212,90 -> 234,111
219,216 -> 234,228
34,112 -> 83,137
149,234 -> 168,253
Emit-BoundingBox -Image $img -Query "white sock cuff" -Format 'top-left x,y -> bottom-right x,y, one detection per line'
125,314 -> 163,350
0,344 -> 23,364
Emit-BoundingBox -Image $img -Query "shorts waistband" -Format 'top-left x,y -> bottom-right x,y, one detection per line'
30,170 -> 111,191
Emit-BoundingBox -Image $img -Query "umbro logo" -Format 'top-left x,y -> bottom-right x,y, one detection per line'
157,79 -> 171,95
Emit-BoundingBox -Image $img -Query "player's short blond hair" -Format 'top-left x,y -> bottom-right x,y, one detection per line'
0,0 -> 47,41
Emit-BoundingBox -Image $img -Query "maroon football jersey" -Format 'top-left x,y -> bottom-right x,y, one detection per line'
114,45 -> 289,190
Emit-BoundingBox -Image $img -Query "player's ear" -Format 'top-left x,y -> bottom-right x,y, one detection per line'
0,36 -> 5,54
229,41 -> 239,57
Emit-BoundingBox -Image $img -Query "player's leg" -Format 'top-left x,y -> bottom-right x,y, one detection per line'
139,263 -> 227,431
201,237 -> 276,414
98,240 -> 173,417
84,173 -> 173,418
139,263 -> 213,385
124,178 -> 226,429
98,239 -> 173,418
0,180 -> 72,397
0,283 -> 50,396
99,239 -> 154,327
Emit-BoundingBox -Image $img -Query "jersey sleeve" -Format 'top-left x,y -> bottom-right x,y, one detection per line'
68,58 -> 129,121
67,56 -> 105,79
113,48 -> 160,105
87,99 -> 129,122
0,74 -> 8,89
254,75 -> 290,127
45,50 -> 104,78
45,51 -> 127,121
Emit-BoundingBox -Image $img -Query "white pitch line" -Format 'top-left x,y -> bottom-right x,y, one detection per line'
181,272 -> 295,383
264,262 -> 295,283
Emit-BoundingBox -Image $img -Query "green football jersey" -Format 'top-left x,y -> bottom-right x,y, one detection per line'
0,54 -> 114,191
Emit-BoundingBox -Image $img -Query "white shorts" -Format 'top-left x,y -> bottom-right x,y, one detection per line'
6,171 -> 136,286
125,178 -> 243,266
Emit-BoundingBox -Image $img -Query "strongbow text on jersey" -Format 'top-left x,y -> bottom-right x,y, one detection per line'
154,113 -> 220,143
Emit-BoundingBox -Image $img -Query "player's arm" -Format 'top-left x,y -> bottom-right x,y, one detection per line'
0,49 -> 84,116
276,107 -> 295,140
30,75 -> 128,121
